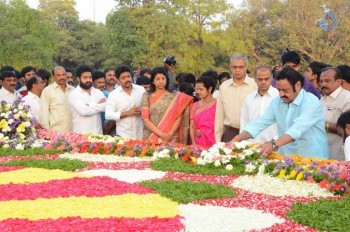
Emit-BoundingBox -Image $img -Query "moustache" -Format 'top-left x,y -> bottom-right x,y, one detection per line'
321,87 -> 329,91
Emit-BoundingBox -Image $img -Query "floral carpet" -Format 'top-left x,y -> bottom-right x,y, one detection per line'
0,153 -> 337,231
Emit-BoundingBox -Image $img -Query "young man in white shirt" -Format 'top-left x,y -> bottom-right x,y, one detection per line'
22,76 -> 46,128
18,66 -> 36,96
68,65 -> 106,134
240,65 -> 279,142
105,65 -> 145,139
0,71 -> 21,104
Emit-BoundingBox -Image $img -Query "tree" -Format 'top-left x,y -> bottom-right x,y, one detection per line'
0,0 -> 57,69
38,0 -> 79,28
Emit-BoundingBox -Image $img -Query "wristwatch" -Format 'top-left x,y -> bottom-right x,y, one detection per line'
270,139 -> 279,152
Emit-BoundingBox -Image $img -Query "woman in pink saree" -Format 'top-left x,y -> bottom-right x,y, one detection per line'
141,67 -> 193,144
190,76 -> 217,147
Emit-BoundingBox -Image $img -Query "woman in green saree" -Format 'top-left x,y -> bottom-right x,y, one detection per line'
141,67 -> 193,144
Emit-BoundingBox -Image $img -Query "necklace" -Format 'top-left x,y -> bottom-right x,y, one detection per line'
200,98 -> 215,108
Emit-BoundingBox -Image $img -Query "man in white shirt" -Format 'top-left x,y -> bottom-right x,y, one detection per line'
0,71 -> 21,104
40,66 -> 75,132
320,67 -> 350,160
22,76 -> 45,128
106,65 -> 145,139
68,65 -> 106,134
240,65 -> 279,142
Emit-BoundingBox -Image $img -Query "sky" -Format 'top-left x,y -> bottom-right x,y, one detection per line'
26,0 -> 243,24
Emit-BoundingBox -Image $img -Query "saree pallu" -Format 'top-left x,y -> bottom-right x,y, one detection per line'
191,101 -> 216,148
141,91 -> 193,144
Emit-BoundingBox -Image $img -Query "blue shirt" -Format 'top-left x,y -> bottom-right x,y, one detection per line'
244,89 -> 329,159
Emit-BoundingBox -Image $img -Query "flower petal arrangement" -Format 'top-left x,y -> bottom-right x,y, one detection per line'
0,128 -> 349,231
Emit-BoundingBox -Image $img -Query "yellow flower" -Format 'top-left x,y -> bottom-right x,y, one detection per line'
296,172 -> 304,181
278,169 -> 286,179
303,164 -> 310,170
19,133 -> 25,140
0,119 -> 11,131
13,114 -> 19,119
287,170 -> 298,180
16,123 -> 26,133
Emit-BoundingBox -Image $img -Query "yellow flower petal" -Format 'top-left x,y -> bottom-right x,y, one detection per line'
0,194 -> 179,220
0,168 -> 90,185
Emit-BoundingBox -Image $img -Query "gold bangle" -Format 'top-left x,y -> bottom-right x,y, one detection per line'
326,123 -> 329,133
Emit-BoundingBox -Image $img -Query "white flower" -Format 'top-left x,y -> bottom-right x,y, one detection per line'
245,162 -> 256,173
3,144 -> 9,148
0,133 -> 3,140
7,119 -> 14,125
214,160 -> 221,167
15,143 -> 25,150
223,148 -> 232,155
200,150 -> 208,157
197,157 -> 206,165
24,121 -> 31,127
226,164 -> 233,170
234,140 -> 251,149
243,149 -> 253,156
257,164 -> 266,175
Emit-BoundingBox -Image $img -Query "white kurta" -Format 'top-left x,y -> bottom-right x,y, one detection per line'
22,92 -> 41,124
105,84 -> 145,139
68,86 -> 106,134
240,86 -> 279,142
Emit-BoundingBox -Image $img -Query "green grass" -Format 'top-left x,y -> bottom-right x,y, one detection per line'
0,158 -> 87,171
287,198 -> 350,232
150,157 -> 246,175
0,147 -> 63,156
140,180 -> 236,204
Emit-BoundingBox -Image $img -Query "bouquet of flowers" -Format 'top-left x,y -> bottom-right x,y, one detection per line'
0,98 -> 36,149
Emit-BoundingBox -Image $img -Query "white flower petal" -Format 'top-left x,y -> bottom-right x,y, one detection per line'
80,169 -> 166,183
179,204 -> 284,232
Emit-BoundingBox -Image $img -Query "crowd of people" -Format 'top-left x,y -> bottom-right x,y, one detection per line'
1,51 -> 350,161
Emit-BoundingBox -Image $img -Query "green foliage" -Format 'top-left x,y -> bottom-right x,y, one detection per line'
0,158 -> 87,171
140,180 -> 236,203
2,0 -> 350,73
0,147 -> 63,156
151,157 -> 246,175
287,198 -> 350,232
0,0 -> 57,68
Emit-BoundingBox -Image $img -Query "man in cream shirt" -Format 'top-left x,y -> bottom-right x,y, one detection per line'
215,54 -> 257,142
105,65 -> 145,139
320,67 -> 350,160
40,66 -> 74,132
240,65 -> 279,142
68,65 -> 106,134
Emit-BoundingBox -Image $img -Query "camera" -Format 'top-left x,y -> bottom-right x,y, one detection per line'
164,56 -> 176,66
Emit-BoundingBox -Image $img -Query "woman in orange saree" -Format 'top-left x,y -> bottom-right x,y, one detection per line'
141,67 -> 193,144
190,76 -> 217,148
